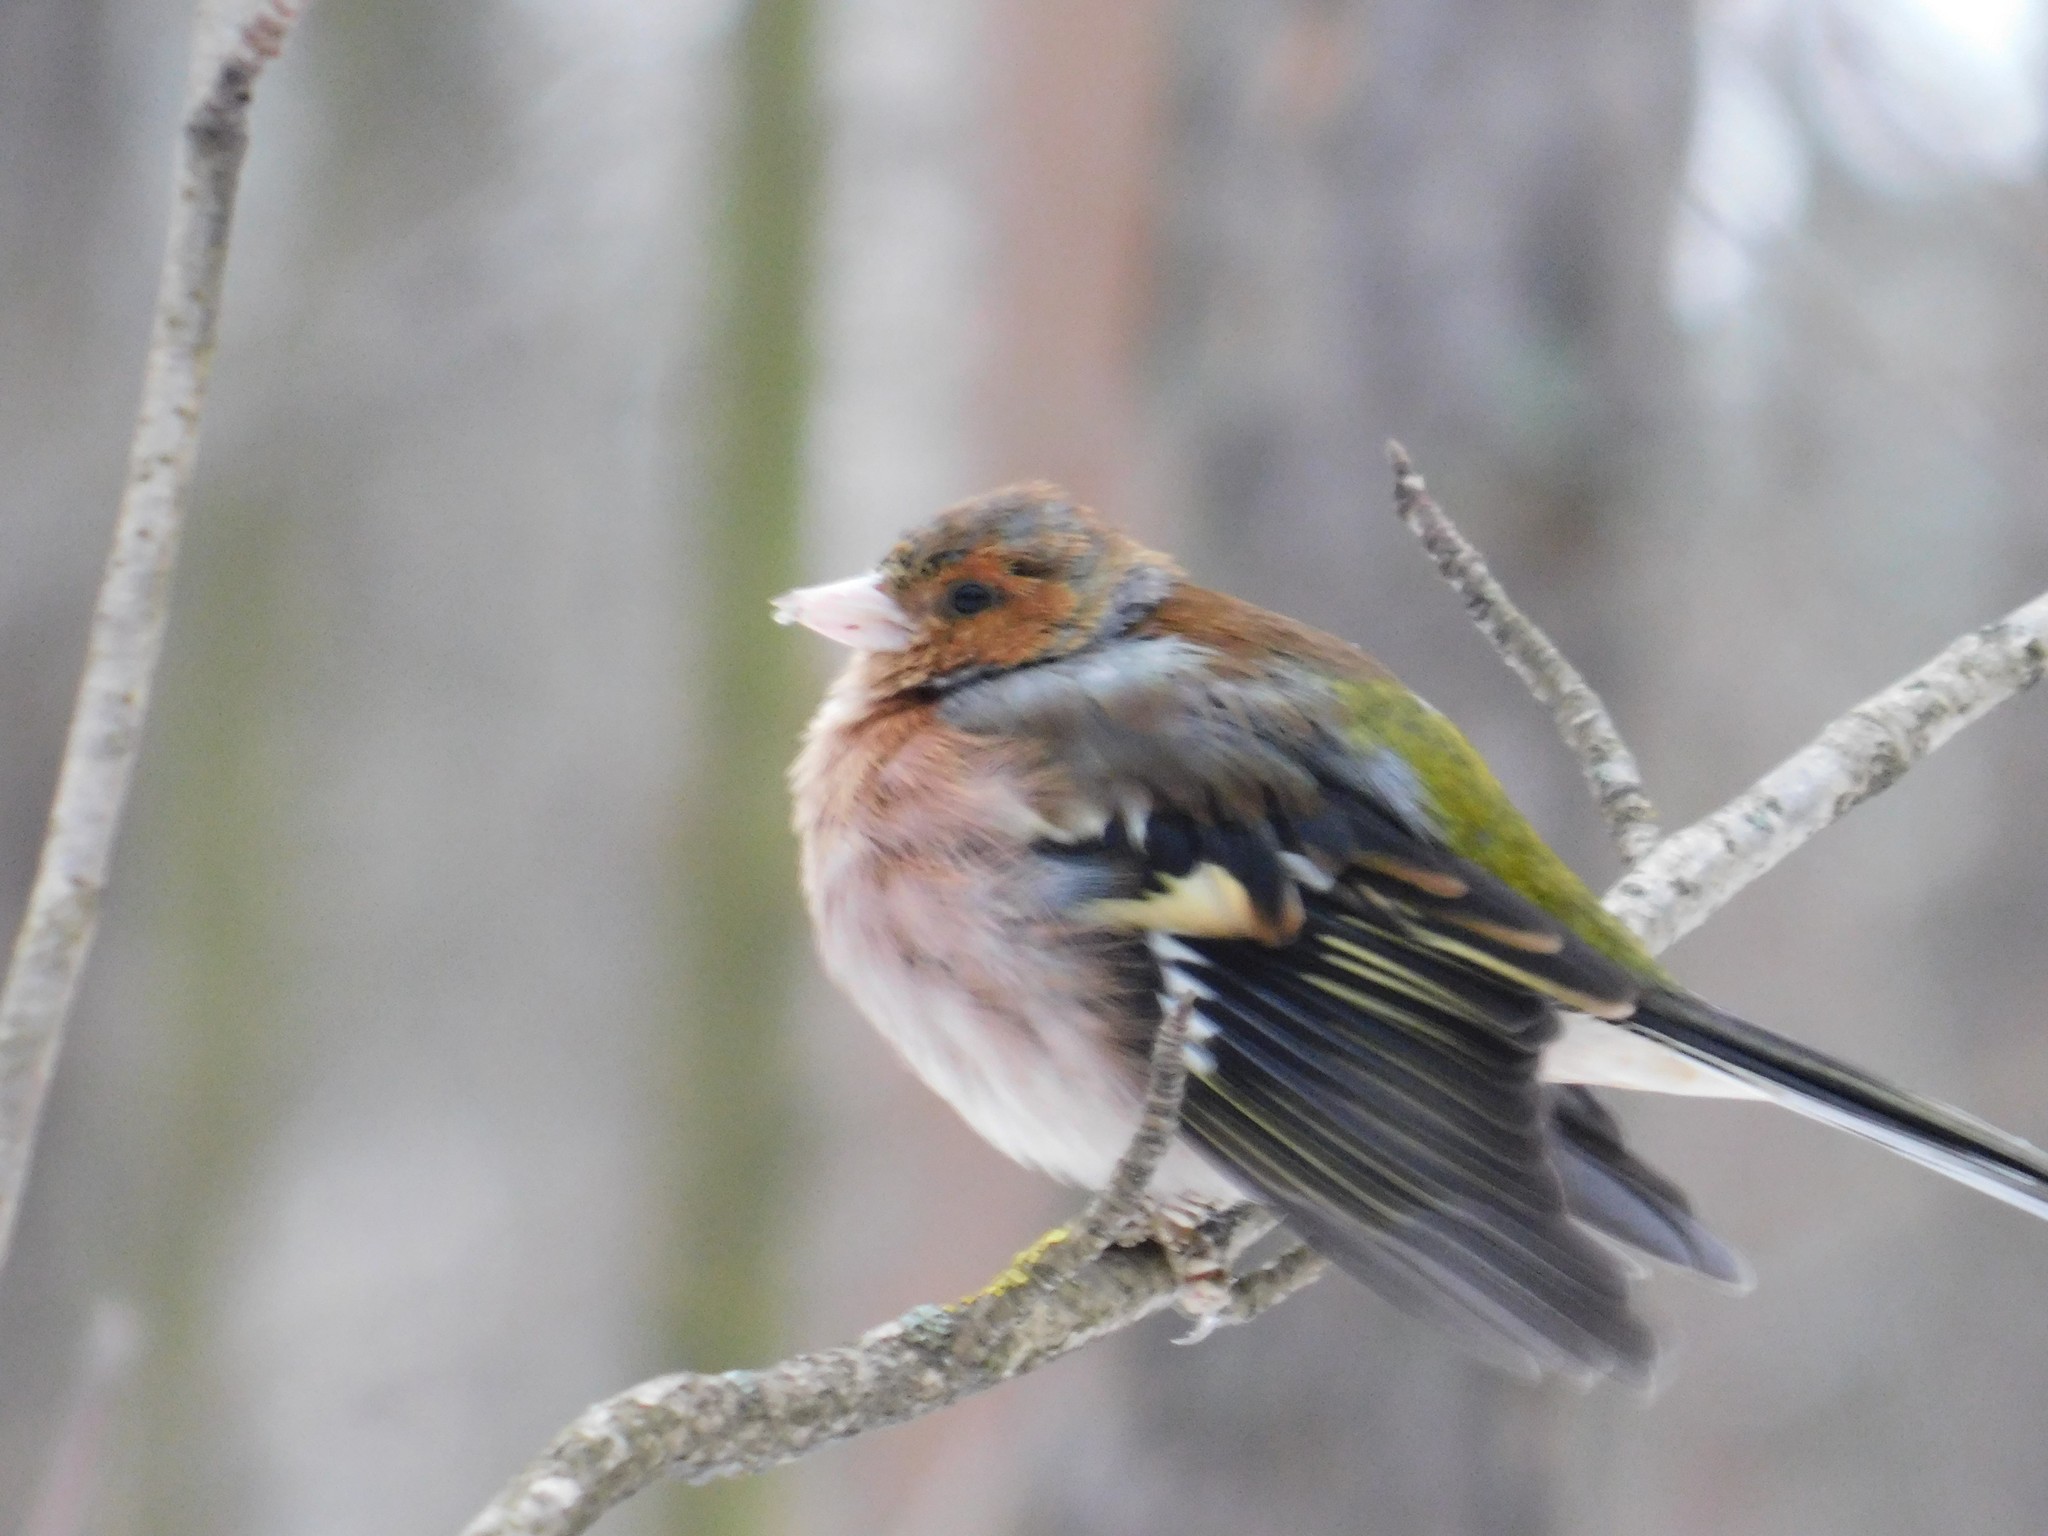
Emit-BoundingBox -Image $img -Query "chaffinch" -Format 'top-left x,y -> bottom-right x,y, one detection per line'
776,484 -> 2048,1383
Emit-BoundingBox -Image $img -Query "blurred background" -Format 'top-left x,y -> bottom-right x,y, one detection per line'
3,0 -> 2048,1532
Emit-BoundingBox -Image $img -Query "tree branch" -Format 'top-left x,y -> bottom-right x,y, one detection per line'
461,1230 -> 1184,1536
463,506 -> 2046,1534
1379,445 -> 2048,948
461,1198 -> 1294,1536
1387,441 -> 1663,862
1218,1241 -> 1330,1328
1603,590 -> 2048,952
0,0 -> 305,1279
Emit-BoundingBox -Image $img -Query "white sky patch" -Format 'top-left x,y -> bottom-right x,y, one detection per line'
1670,40 -> 1813,327
1670,0 -> 2047,324
1928,0 -> 2040,63
1796,0 -> 2048,193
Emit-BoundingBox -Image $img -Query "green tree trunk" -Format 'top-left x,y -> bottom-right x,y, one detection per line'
658,0 -> 819,1532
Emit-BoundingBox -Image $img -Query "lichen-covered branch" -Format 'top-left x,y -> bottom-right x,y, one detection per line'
1387,442 -> 1663,862
1604,590 -> 2048,952
0,0 -> 305,1279
461,1232 -> 1184,1536
462,532 -> 2045,1536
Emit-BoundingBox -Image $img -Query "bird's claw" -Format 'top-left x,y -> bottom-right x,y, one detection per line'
1143,1204 -> 1238,1343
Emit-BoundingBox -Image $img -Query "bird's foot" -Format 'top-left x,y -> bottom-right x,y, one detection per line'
1133,1200 -> 1236,1343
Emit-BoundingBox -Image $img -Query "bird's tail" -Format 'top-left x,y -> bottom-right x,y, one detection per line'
1629,989 -> 2048,1221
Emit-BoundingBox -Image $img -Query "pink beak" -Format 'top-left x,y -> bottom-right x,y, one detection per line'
772,571 -> 914,651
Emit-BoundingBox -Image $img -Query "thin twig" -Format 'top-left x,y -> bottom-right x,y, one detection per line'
1387,442 -> 1663,863
1605,589 -> 2048,954
0,0 -> 306,1281
1220,1243 -> 1330,1327
1068,992 -> 1194,1262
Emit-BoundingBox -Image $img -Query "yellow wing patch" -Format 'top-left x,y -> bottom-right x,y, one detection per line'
1086,862 -> 1304,945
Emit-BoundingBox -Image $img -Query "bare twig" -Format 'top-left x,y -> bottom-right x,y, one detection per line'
464,533 -> 2046,1535
1604,589 -> 2048,953
0,0 -> 305,1280
1388,442 -> 1663,862
1220,1243 -> 1330,1327
1069,992 -> 1195,1261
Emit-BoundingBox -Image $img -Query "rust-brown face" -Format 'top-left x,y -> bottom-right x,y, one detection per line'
882,540 -> 1079,678
776,484 -> 1180,694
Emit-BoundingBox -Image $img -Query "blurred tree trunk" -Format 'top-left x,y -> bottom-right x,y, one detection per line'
1025,3 -> 1694,1533
1,0 -> 731,1530
654,1 -> 818,1533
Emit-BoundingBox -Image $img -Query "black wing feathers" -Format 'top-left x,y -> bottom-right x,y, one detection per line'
1046,774 -> 1736,1382
1168,918 -> 1659,1383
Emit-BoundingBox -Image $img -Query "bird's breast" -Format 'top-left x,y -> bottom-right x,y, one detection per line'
789,663 -> 1237,1201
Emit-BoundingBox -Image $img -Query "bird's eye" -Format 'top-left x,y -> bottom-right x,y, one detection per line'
944,580 -> 997,617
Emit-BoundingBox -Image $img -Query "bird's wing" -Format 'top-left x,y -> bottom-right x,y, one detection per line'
1135,810 -> 1660,1381
943,634 -> 1685,1380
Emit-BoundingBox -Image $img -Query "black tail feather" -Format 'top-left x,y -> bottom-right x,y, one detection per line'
1630,990 -> 2048,1221
1548,1086 -> 1750,1286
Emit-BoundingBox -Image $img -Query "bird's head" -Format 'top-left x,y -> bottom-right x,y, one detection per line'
774,484 -> 1181,693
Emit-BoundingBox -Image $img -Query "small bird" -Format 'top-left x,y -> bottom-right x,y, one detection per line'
777,484 -> 2048,1383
